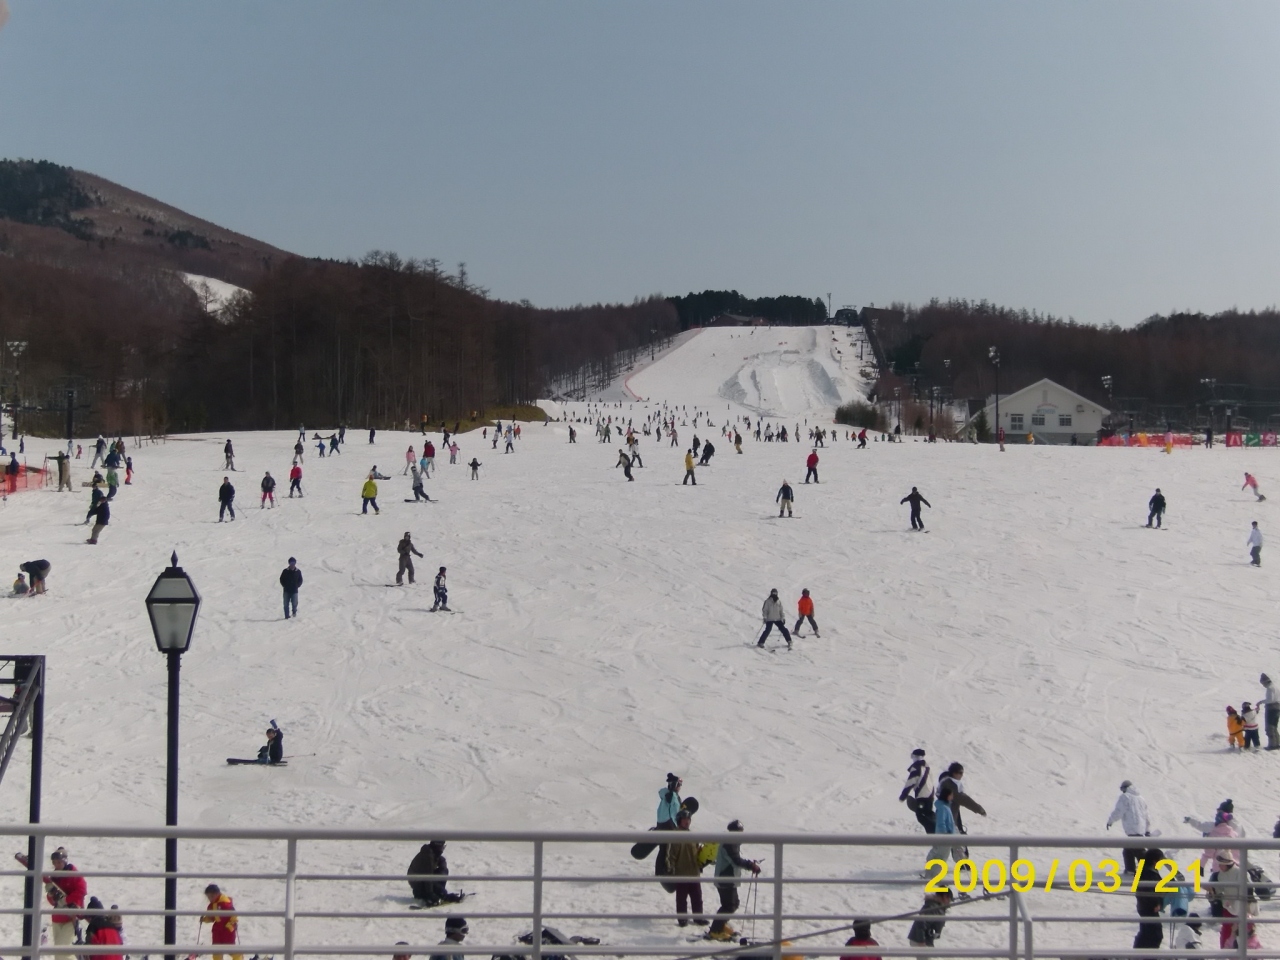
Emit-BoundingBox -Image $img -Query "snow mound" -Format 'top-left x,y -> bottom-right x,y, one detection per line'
181,272 -> 249,315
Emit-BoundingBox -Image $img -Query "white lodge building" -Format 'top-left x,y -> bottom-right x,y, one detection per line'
970,378 -> 1110,445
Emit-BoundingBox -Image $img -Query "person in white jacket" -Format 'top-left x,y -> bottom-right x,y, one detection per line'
1185,800 -> 1245,873
756,589 -> 792,649
1106,780 -> 1150,874
1247,522 -> 1263,567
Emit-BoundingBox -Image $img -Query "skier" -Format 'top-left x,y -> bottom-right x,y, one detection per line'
1243,473 -> 1266,501
666,808 -> 704,927
1241,702 -> 1261,750
218,477 -> 236,521
410,464 -> 430,502
733,431 -> 742,454
397,532 -> 423,586
86,498 -> 109,545
404,446 -> 416,475
431,567 -> 449,611
468,458 -> 481,479
223,439 -> 235,471
617,450 -> 634,481
504,430 -> 514,454
432,916 -> 469,960
408,841 -> 465,906
329,433 -> 341,455
280,558 -> 302,618
1260,673 -> 1279,750
200,884 -> 240,960
804,449 -> 819,484
288,462 -> 303,498
682,449 -> 697,485
423,441 -> 436,477
255,721 -> 284,764
21,559 -> 50,596
260,471 -> 277,509
706,819 -> 759,940
793,588 -> 819,637
900,486 -> 931,531
1106,780 -> 1151,874
90,435 -> 107,469
293,439 -> 305,463
362,476 -> 380,515
569,426 -> 577,443
1247,521 -> 1262,566
776,479 -> 794,517
1146,489 -> 1165,528
13,846 -> 86,960
124,456 -> 133,485
899,748 -> 935,833
1226,705 -> 1245,750
756,588 -> 792,648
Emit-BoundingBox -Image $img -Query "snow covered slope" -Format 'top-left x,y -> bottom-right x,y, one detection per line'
0,403 -> 1277,950
623,325 -> 871,417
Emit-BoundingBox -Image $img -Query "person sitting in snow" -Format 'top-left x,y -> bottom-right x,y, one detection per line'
256,722 -> 284,764
407,840 -> 465,906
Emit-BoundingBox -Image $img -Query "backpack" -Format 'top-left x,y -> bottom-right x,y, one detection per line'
697,843 -> 719,870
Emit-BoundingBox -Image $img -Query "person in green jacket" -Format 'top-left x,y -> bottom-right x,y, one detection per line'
666,809 -> 704,927
362,476 -> 380,514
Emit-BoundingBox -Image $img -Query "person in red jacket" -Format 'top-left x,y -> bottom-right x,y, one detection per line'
84,897 -> 124,960
288,462 -> 303,498
840,921 -> 882,960
804,450 -> 819,484
14,846 -> 87,959
202,884 -> 242,960
793,588 -> 820,638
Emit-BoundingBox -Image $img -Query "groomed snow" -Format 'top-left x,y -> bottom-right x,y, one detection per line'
181,273 -> 249,315
0,328 -> 1276,952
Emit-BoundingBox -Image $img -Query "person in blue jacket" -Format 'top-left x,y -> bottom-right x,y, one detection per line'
657,773 -> 683,827
925,782 -> 964,868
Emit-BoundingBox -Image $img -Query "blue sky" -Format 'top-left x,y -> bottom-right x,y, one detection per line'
1,1 -> 1277,322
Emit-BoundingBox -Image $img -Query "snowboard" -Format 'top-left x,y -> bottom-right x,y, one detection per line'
226,758 -> 288,766
404,499 -> 435,503
409,893 -> 473,909
631,841 -> 658,860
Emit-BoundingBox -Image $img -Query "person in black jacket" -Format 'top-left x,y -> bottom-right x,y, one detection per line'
936,763 -> 986,837
1133,848 -> 1166,949
85,479 -> 106,524
901,487 -> 931,531
87,499 -> 109,544
407,841 -> 464,906
19,560 -> 50,596
260,471 -> 277,509
256,722 -> 284,764
280,558 -> 302,619
707,819 -> 760,940
218,477 -> 236,522
1146,489 -> 1166,528
776,480 -> 794,518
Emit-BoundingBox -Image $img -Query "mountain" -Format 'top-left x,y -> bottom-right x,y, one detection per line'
0,159 -> 289,286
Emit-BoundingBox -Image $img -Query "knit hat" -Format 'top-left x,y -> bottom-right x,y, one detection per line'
911,748 -> 926,757
728,820 -> 744,832
87,897 -> 103,911
1120,780 -> 1132,792
1220,799 -> 1235,814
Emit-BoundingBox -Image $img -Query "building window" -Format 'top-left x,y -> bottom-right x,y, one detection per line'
1010,414 -> 1024,430
1059,415 -> 1072,427
1031,414 -> 1045,427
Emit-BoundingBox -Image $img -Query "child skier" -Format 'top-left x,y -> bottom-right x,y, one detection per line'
468,458 -> 481,479
1146,489 -> 1166,528
1241,703 -> 1261,750
793,589 -> 819,637
431,567 -> 450,612
1226,706 -> 1245,750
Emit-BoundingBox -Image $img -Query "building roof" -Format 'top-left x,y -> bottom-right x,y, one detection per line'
966,377 -> 1109,428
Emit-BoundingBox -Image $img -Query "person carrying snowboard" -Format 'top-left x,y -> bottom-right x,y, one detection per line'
200,884 -> 241,960
1244,473 -> 1266,501
757,588 -> 792,648
776,479 -> 794,517
804,449 -> 819,484
617,449 -> 634,481
1146,489 -> 1165,528
793,588 -> 819,637
899,748 -> 935,833
280,558 -> 302,618
431,566 -> 449,611
260,471 -> 277,509
218,477 -> 236,521
901,486 -> 931,531
397,533 -> 423,586
288,462 -> 303,498
707,819 -> 760,940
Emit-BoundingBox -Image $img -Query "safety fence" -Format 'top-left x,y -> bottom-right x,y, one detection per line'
5,827 -> 1280,960
1,463 -> 47,495
1098,432 -> 1279,448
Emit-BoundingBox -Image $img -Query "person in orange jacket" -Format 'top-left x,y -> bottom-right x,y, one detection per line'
793,588 -> 820,638
201,884 -> 241,960
1226,706 -> 1245,750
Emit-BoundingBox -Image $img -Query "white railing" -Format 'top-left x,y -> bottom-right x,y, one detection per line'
2,826 -> 1278,960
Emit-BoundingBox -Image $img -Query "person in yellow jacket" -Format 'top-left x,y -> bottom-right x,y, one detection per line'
682,450 -> 697,486
1226,705 -> 1246,750
201,884 -> 242,960
361,476 -> 380,514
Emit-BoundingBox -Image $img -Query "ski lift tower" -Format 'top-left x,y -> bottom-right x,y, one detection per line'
0,656 -> 47,960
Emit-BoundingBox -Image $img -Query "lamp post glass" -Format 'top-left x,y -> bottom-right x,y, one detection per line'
145,560 -> 200,653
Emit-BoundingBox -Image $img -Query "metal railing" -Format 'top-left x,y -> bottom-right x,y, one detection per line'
2,826 -> 1279,960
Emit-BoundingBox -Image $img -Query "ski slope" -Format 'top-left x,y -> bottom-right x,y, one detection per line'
0,337 -> 1277,951
621,325 -> 872,418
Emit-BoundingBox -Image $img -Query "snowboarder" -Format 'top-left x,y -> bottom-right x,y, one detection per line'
698,441 -> 715,466
20,559 -> 50,596
1146,489 -> 1165,528
407,841 -> 465,906
432,916 -> 468,960
104,465 -> 119,500
410,464 -> 430,502
431,567 -> 449,611
682,450 -> 696,485
901,487 -> 931,531
288,463 -> 303,498
260,471 -> 277,509
362,476 -> 380,514
1260,674 -> 1279,750
706,819 -> 759,940
1243,473 -> 1266,501
468,458 -> 481,479
804,449 -> 819,484
906,887 -> 953,947
218,477 -> 236,521
255,721 -> 284,764
86,498 -> 109,544
774,479 -> 794,517
223,439 -> 235,471
757,588 -> 792,648
369,427 -> 376,444
1106,780 -> 1151,874
84,478 -> 105,524
1247,521 -> 1262,566
899,748 -> 935,833
793,588 -> 819,637
666,809 -> 704,927
936,762 -> 986,837
656,773 -> 683,827
397,533 -> 423,585
617,450 -> 634,481
200,884 -> 240,960
124,456 -> 133,485
280,558 -> 302,618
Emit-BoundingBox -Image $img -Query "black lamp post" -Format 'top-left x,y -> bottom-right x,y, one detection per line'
145,553 -> 201,960
988,347 -> 1000,443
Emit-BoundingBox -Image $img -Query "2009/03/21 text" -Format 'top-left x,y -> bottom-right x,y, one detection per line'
924,858 -> 1202,895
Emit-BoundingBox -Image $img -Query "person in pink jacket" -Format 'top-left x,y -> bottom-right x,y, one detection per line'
1184,801 -> 1244,872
